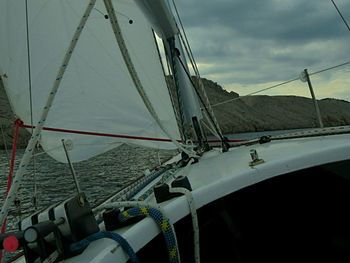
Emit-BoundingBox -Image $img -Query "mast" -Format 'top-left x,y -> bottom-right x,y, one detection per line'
165,35 -> 207,147
135,0 -> 207,149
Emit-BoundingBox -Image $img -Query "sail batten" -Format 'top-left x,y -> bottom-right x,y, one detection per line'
0,0 -> 181,163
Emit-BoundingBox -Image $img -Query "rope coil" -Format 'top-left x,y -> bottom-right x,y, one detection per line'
119,207 -> 180,263
99,201 -> 181,263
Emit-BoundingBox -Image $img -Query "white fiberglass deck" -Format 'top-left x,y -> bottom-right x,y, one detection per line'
59,133 -> 350,263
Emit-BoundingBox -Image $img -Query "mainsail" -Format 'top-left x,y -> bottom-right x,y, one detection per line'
0,0 -> 181,163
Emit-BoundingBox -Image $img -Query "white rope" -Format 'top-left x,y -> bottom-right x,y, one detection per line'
201,118 -> 220,139
95,161 -> 198,262
169,158 -> 200,263
170,187 -> 200,263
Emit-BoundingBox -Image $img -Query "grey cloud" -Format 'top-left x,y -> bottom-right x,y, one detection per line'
174,0 -> 350,90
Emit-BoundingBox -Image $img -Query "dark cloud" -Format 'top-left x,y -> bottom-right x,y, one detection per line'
174,0 -> 350,99
177,0 -> 349,40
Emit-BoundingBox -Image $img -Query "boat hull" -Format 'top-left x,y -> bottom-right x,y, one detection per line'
10,133 -> 350,262
28,133 -> 350,263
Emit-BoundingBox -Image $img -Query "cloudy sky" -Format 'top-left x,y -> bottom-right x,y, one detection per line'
174,0 -> 350,101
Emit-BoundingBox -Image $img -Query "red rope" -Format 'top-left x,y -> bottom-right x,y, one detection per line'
18,122 -> 245,144
19,123 -> 182,143
5,120 -> 22,194
0,119 -> 22,261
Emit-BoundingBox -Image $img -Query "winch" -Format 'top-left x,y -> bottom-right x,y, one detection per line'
0,193 -> 99,263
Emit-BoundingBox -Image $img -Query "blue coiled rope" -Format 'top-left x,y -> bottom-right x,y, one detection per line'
70,231 -> 140,263
119,207 -> 180,263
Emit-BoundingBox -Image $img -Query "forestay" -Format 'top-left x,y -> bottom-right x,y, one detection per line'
0,0 -> 180,163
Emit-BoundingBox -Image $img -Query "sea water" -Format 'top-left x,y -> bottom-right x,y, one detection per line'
0,144 -> 176,232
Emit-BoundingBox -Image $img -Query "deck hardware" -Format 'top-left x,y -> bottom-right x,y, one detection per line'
171,175 -> 192,191
62,139 -> 84,206
259,136 -> 271,144
249,149 -> 265,167
154,176 -> 192,203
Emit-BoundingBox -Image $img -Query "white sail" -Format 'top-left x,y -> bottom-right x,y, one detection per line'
0,0 -> 180,163
134,0 -> 179,39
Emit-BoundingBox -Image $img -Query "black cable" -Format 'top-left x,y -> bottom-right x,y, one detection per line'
331,0 -> 350,33
309,60 -> 350,76
25,0 -> 34,132
211,59 -> 350,107
171,0 -> 200,76
25,0 -> 39,210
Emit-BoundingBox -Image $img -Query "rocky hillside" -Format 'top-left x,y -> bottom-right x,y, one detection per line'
200,78 -> 350,133
1,76 -> 350,148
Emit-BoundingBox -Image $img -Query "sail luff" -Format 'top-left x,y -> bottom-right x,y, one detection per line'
103,0 -> 190,153
152,30 -> 185,142
0,0 -> 98,226
167,36 -> 204,138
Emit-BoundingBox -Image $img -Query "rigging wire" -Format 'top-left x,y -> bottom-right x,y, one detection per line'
0,123 -> 10,165
25,0 -> 34,133
176,55 -> 227,143
170,0 -> 350,111
170,0 -> 225,143
331,0 -> 350,33
171,0 -> 200,77
152,31 -> 186,141
211,60 -> 350,108
25,0 -> 38,210
211,77 -> 300,108
309,60 -> 350,76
